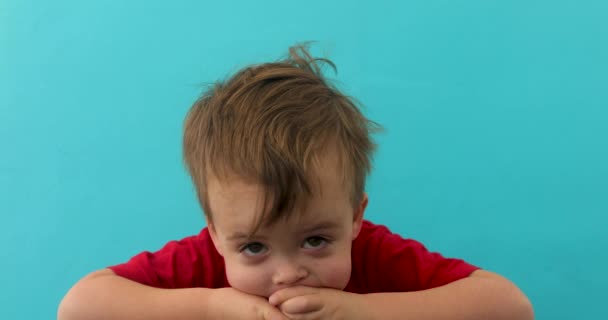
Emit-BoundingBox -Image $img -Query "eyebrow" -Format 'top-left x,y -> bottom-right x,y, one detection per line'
299,220 -> 340,234
227,232 -> 261,241
226,220 -> 340,241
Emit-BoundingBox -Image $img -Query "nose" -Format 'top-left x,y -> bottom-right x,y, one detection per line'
272,260 -> 308,286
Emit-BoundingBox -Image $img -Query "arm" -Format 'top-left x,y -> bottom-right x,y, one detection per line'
57,269 -> 214,320
270,270 -> 533,320
358,270 -> 534,320
58,269 -> 289,320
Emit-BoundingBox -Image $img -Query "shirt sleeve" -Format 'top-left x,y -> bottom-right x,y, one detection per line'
356,221 -> 480,292
107,228 -> 225,289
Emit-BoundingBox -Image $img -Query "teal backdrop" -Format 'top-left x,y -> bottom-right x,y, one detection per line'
1,0 -> 606,318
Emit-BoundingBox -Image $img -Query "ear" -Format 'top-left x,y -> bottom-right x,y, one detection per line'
207,221 -> 224,256
351,192 -> 368,240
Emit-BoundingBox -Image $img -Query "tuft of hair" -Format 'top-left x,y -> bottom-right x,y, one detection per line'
183,42 -> 383,234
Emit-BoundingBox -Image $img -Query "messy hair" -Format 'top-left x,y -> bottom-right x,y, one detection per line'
183,43 -> 382,233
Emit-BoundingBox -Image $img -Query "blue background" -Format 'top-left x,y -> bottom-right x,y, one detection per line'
1,0 -> 606,318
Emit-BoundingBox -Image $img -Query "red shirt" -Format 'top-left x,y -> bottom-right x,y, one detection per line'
108,220 -> 479,293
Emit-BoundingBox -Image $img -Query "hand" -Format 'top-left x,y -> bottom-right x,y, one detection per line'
209,287 -> 289,320
268,286 -> 361,320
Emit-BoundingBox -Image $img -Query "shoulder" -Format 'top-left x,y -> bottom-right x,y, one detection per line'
354,219 -> 441,257
358,219 -> 391,234
157,226 -> 216,256
353,219 -> 445,271
106,224 -> 231,290
349,219 -> 422,292
351,219 -> 479,291
353,219 -> 408,257
355,219 -> 403,243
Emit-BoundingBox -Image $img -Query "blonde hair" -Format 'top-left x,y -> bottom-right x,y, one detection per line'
183,43 -> 382,232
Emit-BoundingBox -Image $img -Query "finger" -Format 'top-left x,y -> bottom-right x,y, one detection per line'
278,294 -> 323,314
282,309 -> 324,320
261,305 -> 289,320
269,286 -> 320,306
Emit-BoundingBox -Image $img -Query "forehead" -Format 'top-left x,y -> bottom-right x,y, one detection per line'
206,151 -> 351,232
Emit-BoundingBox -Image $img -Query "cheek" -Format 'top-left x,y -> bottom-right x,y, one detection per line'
224,258 -> 271,296
313,248 -> 352,290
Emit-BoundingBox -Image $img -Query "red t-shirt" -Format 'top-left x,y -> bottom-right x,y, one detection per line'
108,220 -> 479,293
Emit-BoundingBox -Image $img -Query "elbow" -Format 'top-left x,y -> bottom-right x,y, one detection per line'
57,288 -> 78,320
515,294 -> 534,320
58,270 -> 114,320
501,283 -> 534,320
58,280 -> 96,320
502,286 -> 533,320
473,270 -> 534,319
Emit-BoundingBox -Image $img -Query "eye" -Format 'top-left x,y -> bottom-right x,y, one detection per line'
240,242 -> 268,256
302,236 -> 328,249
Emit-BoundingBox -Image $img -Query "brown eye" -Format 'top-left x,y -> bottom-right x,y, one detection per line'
241,242 -> 267,256
303,236 -> 327,249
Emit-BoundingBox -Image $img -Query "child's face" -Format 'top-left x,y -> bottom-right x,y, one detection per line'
206,155 -> 367,298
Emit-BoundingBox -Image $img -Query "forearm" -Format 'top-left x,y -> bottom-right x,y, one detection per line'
58,269 -> 215,320
356,272 -> 533,320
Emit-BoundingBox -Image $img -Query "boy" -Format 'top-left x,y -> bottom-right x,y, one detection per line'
58,44 -> 533,320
